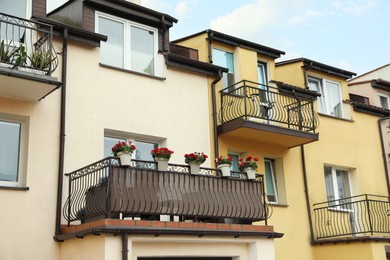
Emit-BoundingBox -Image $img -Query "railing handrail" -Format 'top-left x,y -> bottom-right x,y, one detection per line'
313,194 -> 390,208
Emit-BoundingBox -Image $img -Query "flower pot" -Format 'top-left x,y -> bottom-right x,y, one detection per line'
117,152 -> 132,166
189,163 -> 201,175
217,164 -> 231,177
244,167 -> 256,180
155,157 -> 169,171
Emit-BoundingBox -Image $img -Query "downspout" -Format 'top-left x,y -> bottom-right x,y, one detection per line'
303,62 -> 313,89
378,117 -> 390,196
300,145 -> 315,244
212,70 -> 223,164
55,27 -> 68,238
207,30 -> 213,63
122,233 -> 129,260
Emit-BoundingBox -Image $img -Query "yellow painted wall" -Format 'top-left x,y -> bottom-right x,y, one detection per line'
313,242 -> 387,260
173,32 -> 209,63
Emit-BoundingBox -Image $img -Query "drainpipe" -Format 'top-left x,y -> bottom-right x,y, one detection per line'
300,145 -> 315,243
122,233 -> 128,260
378,117 -> 390,196
207,30 -> 213,63
211,70 -> 223,164
54,27 -> 68,238
303,62 -> 313,89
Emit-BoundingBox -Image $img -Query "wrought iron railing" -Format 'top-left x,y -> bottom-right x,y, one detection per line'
219,80 -> 319,132
0,12 -> 58,75
63,157 -> 267,225
312,194 -> 390,240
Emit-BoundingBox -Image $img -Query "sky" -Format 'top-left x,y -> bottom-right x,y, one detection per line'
47,0 -> 390,76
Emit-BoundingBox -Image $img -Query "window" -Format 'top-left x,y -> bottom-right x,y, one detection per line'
257,62 -> 268,86
265,159 -> 278,203
0,0 -> 30,46
134,140 -> 157,161
213,48 -> 234,90
0,0 -> 28,18
378,93 -> 390,110
96,12 -> 157,75
324,166 -> 352,209
308,76 -> 343,117
0,115 -> 28,187
228,153 -> 239,171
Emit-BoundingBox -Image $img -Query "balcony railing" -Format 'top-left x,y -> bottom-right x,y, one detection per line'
219,80 -> 319,132
312,194 -> 390,240
0,12 -> 58,75
63,157 -> 268,226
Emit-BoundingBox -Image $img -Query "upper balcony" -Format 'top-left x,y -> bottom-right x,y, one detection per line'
57,157 -> 281,240
312,194 -> 390,243
218,80 -> 319,148
0,12 -> 61,101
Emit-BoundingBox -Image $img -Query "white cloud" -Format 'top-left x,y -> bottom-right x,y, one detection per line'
338,60 -> 352,70
331,0 -> 378,15
174,1 -> 188,17
287,9 -> 324,26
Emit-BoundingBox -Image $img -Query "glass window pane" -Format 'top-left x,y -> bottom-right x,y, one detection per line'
308,78 -> 326,114
258,63 -> 267,86
131,26 -> 154,75
380,96 -> 389,109
265,160 -> 277,203
0,121 -> 21,182
0,0 -> 26,17
325,81 -> 342,117
0,0 -> 27,45
104,136 -> 126,158
228,154 -> 239,171
98,17 -> 124,68
336,169 -> 351,199
324,166 -> 335,202
134,141 -> 157,161
213,49 -> 234,89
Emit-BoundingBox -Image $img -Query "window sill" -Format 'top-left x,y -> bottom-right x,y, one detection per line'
99,63 -> 166,81
269,202 -> 289,208
318,113 -> 354,122
0,185 -> 29,191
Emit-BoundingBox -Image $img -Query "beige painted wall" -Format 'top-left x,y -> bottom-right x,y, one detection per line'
0,38 -> 63,260
313,242 -> 388,260
349,64 -> 390,83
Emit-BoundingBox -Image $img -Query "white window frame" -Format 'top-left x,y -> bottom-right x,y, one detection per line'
324,165 -> 352,211
0,114 -> 29,187
213,48 -> 235,91
308,76 -> 343,118
265,159 -> 278,204
378,92 -> 390,110
95,12 -> 159,76
257,61 -> 269,86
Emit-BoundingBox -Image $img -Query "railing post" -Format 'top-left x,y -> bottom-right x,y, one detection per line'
298,99 -> 303,131
311,101 -> 315,132
220,90 -> 224,124
365,194 -> 374,235
67,174 -> 72,227
243,82 -> 248,120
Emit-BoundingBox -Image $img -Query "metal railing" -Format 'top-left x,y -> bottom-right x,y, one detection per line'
63,157 -> 268,225
219,80 -> 319,132
312,194 -> 390,240
0,12 -> 58,75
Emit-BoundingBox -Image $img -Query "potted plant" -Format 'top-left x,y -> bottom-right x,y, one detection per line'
112,141 -> 136,166
151,147 -> 174,171
0,40 -> 19,67
238,156 -> 259,180
14,44 -> 27,67
28,49 -> 52,72
215,156 -> 233,177
184,152 -> 208,174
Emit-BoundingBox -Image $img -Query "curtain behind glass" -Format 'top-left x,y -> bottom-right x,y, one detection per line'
0,121 -> 20,182
98,17 -> 124,68
324,166 -> 335,202
308,78 -> 325,114
131,26 -> 154,75
325,81 -> 342,117
265,160 -> 277,202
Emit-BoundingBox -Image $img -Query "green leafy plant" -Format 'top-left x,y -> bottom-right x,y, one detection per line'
0,40 -> 19,63
28,49 -> 52,70
14,44 -> 27,66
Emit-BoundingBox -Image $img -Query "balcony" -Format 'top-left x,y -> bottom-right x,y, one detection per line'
0,12 -> 60,101
312,194 -> 390,243
63,158 -> 268,227
218,80 -> 319,148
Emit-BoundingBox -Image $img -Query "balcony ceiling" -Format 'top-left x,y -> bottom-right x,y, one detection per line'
217,118 -> 319,148
0,67 -> 61,101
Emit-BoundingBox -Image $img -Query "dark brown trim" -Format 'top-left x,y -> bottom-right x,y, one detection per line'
271,80 -> 320,99
276,58 -> 356,79
371,79 -> 390,91
352,102 -> 390,117
217,118 -> 319,146
0,186 -> 29,191
172,30 -> 285,59
166,53 -> 228,76
55,225 -> 284,241
312,236 -> 390,245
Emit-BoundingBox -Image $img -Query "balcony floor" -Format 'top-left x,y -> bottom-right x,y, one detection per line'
57,219 -> 283,241
218,118 -> 319,148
